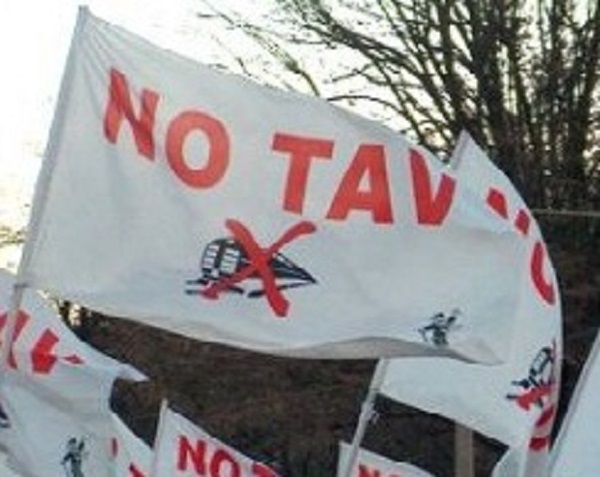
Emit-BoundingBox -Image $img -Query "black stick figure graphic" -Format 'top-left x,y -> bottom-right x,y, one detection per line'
61,437 -> 87,477
419,308 -> 461,347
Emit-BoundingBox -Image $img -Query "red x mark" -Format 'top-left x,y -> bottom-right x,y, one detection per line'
202,219 -> 317,317
514,383 -> 554,411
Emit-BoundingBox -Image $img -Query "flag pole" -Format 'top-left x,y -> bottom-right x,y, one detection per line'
448,131 -> 475,477
454,424 -> 475,477
0,7 -> 89,376
148,399 -> 170,476
341,358 -> 389,477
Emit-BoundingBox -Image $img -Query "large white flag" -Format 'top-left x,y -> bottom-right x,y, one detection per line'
336,442 -> 437,477
379,133 -> 562,472
21,8 -> 528,362
548,330 -> 600,476
150,403 -> 278,477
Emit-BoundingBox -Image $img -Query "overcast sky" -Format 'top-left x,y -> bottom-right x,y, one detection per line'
0,0 -> 264,268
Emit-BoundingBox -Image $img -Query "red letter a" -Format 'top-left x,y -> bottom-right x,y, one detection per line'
327,144 -> 393,224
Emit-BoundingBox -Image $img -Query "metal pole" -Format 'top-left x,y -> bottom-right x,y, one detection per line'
341,359 -> 389,477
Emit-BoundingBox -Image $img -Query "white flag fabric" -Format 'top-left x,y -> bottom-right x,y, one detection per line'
492,441 -> 550,477
151,403 -> 278,477
548,330 -> 600,476
379,133 -> 562,471
0,268 -> 146,477
336,442 -> 437,477
0,376 -> 114,477
21,7 -> 529,362
0,269 -> 145,416
0,452 -> 22,477
111,413 -> 152,477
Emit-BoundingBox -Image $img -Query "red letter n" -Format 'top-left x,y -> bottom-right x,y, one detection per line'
177,436 -> 207,475
103,68 -> 159,160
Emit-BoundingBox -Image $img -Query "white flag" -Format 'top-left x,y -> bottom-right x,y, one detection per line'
0,452 -> 22,477
336,442 -> 437,477
150,403 -> 278,477
548,331 -> 600,476
111,413 -> 152,477
379,133 -> 562,472
21,8 -> 528,362
0,268 -> 146,477
0,269 -> 145,417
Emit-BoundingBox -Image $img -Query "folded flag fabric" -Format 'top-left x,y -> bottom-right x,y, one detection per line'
379,133 -> 562,476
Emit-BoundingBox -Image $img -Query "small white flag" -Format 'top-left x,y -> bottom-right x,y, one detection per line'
151,403 -> 278,477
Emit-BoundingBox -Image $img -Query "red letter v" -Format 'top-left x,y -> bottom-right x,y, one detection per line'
410,149 -> 456,225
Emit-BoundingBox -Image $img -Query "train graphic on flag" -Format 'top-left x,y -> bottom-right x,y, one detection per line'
186,237 -> 317,298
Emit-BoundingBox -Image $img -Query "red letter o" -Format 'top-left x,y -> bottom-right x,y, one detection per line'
210,448 -> 241,477
166,110 -> 230,189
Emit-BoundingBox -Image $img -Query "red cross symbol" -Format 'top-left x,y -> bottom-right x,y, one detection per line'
202,219 -> 317,317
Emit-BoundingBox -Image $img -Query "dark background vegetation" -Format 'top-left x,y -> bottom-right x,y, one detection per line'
2,1 -> 598,476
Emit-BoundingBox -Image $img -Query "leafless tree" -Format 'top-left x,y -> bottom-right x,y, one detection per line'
198,0 -> 599,211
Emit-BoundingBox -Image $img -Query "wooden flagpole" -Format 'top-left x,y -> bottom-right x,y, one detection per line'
448,131 -> 476,477
341,358 -> 389,477
455,424 -> 475,477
